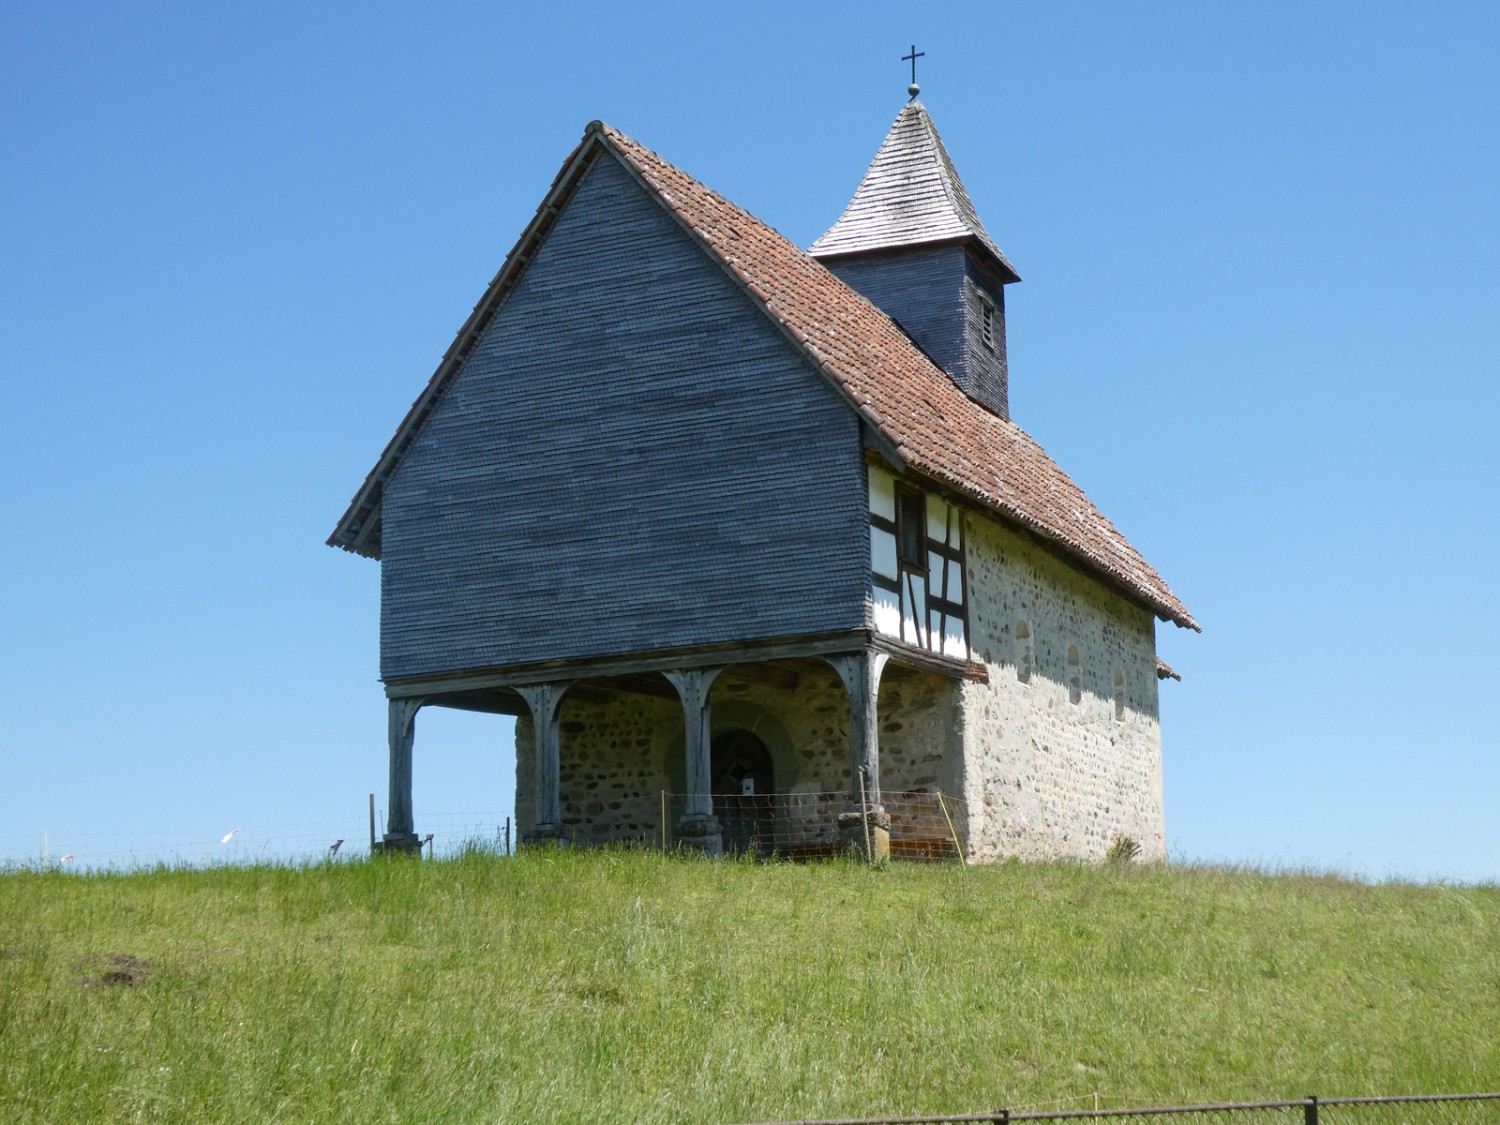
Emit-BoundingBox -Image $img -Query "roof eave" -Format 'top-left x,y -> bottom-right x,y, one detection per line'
911,465 -> 1199,632
810,232 -> 1021,285
326,128 -> 611,558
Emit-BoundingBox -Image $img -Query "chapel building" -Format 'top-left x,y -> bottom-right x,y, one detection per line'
329,97 -> 1198,861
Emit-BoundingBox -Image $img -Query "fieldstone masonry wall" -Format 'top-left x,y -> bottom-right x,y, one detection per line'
960,509 -> 1166,862
514,662 -> 968,848
515,690 -> 678,845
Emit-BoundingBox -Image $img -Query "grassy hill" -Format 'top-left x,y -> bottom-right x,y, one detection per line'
1,849 -> 1496,1123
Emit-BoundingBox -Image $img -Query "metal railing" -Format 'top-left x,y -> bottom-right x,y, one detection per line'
734,1092 -> 1500,1125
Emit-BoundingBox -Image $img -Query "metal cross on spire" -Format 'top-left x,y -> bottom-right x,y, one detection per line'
902,44 -> 925,100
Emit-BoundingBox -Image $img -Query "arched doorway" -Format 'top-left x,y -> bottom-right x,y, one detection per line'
712,729 -> 775,855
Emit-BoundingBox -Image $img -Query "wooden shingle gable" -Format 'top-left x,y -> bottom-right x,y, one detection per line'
377,153 -> 871,677
327,123 -> 910,561
326,136 -> 602,559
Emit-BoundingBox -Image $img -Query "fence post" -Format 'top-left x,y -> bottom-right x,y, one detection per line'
504,817 -> 511,856
1305,1095 -> 1319,1125
936,792 -> 966,866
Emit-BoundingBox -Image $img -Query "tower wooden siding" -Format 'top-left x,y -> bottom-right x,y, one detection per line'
378,155 -> 870,681
825,244 -> 1010,420
961,251 -> 1010,422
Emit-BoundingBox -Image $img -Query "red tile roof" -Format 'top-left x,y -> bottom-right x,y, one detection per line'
329,121 -> 1197,632
601,124 -> 1197,631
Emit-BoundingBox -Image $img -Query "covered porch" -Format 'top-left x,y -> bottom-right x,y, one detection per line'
378,634 -> 982,860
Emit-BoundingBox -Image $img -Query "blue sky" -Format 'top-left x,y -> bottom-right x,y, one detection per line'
3,2 -> 1496,879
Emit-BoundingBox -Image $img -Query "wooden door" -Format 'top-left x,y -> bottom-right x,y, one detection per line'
711,730 -> 775,855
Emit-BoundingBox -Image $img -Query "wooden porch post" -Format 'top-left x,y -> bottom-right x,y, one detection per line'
383,698 -> 422,852
828,650 -> 891,860
517,682 -> 569,844
665,668 -> 724,856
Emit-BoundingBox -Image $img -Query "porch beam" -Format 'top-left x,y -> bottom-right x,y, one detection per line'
718,662 -> 802,692
382,630 -> 870,697
516,682 -> 570,843
665,667 -> 724,856
871,634 -> 987,682
826,650 -> 892,860
383,698 -> 422,851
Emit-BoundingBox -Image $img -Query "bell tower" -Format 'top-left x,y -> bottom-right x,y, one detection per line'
810,98 -> 1020,420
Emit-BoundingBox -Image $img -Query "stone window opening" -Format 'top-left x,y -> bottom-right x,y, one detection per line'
1016,620 -> 1033,684
1067,645 -> 1082,705
1113,667 -> 1125,722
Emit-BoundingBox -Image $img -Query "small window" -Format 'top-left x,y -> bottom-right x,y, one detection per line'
1067,645 -> 1081,705
1016,621 -> 1033,684
897,489 -> 927,569
1113,668 -> 1126,722
980,297 -> 996,350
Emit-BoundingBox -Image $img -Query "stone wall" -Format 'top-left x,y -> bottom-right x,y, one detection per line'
513,662 -> 968,849
959,509 -> 1166,862
514,690 -> 678,846
873,668 -> 969,845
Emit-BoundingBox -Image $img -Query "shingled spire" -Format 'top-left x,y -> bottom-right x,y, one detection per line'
811,101 -> 1019,420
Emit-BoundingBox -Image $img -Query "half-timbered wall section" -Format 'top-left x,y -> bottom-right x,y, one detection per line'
868,463 -> 968,660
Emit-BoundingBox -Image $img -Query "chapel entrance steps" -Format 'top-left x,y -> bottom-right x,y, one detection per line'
657,789 -> 967,863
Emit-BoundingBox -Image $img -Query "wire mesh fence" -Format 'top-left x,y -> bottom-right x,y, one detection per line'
3,787 -> 969,872
735,1092 -> 1500,1125
659,789 -> 966,862
0,810 -> 515,873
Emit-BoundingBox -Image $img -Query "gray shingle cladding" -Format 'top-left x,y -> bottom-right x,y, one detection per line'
378,155 -> 870,681
809,101 -> 1017,281
961,252 -> 1009,420
826,245 -> 1009,420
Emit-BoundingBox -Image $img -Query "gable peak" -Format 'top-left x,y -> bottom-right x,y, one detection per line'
810,101 -> 1018,282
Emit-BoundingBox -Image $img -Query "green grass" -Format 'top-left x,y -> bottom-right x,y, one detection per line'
2,850 -> 1497,1123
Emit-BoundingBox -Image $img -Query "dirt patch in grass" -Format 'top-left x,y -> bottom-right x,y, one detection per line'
75,953 -> 153,989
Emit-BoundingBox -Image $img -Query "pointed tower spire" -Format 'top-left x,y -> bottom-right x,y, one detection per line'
810,102 -> 1018,282
812,101 -> 1020,420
